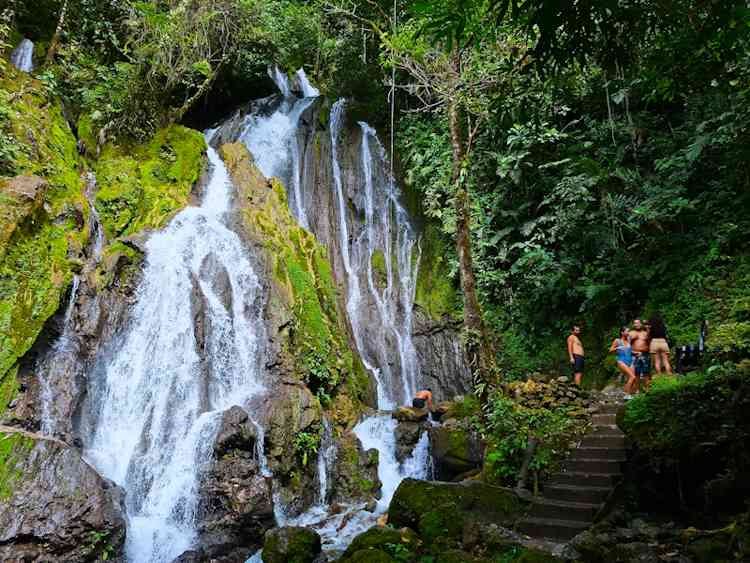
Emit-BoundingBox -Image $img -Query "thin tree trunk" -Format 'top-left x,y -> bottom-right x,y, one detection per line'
46,0 -> 69,64
448,82 -> 496,401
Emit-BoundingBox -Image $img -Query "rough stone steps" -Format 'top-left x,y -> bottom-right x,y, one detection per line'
518,517 -> 589,541
548,471 -> 621,488
581,435 -> 626,448
571,446 -> 626,461
518,400 -> 627,543
544,483 -> 612,504
529,498 -> 600,522
563,457 -> 622,474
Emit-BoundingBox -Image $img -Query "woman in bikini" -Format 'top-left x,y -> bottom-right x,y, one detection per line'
609,327 -> 636,398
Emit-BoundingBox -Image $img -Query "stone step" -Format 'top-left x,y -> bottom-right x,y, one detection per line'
529,498 -> 600,522
571,447 -> 626,461
564,457 -> 622,474
581,434 -> 626,449
544,483 -> 612,504
549,471 -> 620,488
596,403 -> 622,415
518,517 -> 589,541
592,413 -> 617,425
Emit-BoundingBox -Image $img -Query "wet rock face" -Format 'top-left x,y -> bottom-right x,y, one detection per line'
262,526 -> 322,563
412,311 -> 472,402
0,430 -> 125,562
329,430 -> 381,504
195,406 -> 274,561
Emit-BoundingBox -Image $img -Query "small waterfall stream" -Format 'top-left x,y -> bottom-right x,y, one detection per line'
10,38 -> 34,73
83,139 -> 267,563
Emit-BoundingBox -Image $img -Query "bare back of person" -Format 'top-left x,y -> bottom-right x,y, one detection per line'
412,389 -> 433,410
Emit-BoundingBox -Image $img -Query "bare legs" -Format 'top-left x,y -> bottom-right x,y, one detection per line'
651,352 -> 673,375
617,362 -> 637,394
574,371 -> 583,386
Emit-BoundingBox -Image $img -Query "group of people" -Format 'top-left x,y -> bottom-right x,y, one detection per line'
567,317 -> 673,398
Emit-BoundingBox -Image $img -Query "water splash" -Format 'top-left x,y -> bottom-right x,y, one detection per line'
83,140 -> 267,563
242,69 -> 319,228
10,38 -> 34,73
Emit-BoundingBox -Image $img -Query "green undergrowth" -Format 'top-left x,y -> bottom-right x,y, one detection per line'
220,142 -> 369,406
93,124 -> 206,239
0,68 -> 87,389
0,431 -> 34,500
621,362 -> 750,459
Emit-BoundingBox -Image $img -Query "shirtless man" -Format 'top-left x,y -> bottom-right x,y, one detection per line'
567,325 -> 585,386
629,319 -> 651,391
412,388 -> 433,411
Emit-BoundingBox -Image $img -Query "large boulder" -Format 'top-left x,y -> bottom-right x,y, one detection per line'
388,479 -> 526,550
339,526 -> 421,562
262,526 -> 322,563
195,407 -> 274,560
330,430 -> 381,504
0,429 -> 125,561
429,422 -> 484,481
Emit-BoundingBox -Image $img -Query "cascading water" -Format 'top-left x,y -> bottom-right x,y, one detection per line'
83,137 -> 267,563
10,38 -> 34,73
240,75 -> 428,556
38,275 -> 80,436
241,67 -> 318,228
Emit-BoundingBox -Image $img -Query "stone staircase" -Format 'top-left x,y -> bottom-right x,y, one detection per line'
518,403 -> 626,542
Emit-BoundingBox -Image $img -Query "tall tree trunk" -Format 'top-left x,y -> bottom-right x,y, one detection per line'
448,88 -> 496,401
46,0 -> 69,65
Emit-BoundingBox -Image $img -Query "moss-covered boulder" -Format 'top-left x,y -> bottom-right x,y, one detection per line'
330,430 -> 381,504
262,526 -> 321,563
429,421 -> 485,481
389,479 -> 526,550
93,124 -> 206,239
0,428 -> 125,560
339,526 -> 421,562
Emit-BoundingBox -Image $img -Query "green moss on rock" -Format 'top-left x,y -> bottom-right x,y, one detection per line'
340,526 -> 420,563
0,431 -> 34,500
94,125 -> 206,239
389,479 -> 526,549
0,70 -> 87,388
220,142 -> 369,405
262,526 -> 321,563
415,223 -> 459,319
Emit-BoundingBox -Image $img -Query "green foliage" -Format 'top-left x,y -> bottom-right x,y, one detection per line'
621,364 -> 749,460
293,430 -> 320,466
483,393 -> 583,484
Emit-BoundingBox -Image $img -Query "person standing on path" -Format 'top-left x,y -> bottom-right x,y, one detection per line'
567,325 -> 585,386
609,327 -> 636,398
630,319 -> 651,391
648,314 -> 673,375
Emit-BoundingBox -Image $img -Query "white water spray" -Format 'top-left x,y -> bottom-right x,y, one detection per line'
242,67 -> 319,228
10,38 -> 34,73
84,138 -> 267,563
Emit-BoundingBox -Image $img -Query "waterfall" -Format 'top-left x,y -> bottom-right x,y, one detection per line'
241,67 -> 318,228
83,138 -> 267,563
85,171 -> 105,264
316,417 -> 336,505
296,68 -> 320,97
10,38 -> 34,73
238,71 -> 427,554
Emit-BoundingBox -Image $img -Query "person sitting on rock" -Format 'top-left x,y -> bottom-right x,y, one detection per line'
412,388 -> 433,410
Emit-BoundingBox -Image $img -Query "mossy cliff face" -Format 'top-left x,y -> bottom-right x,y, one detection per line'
93,124 -> 206,239
219,142 -> 374,512
219,142 -> 371,408
0,69 -> 88,413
